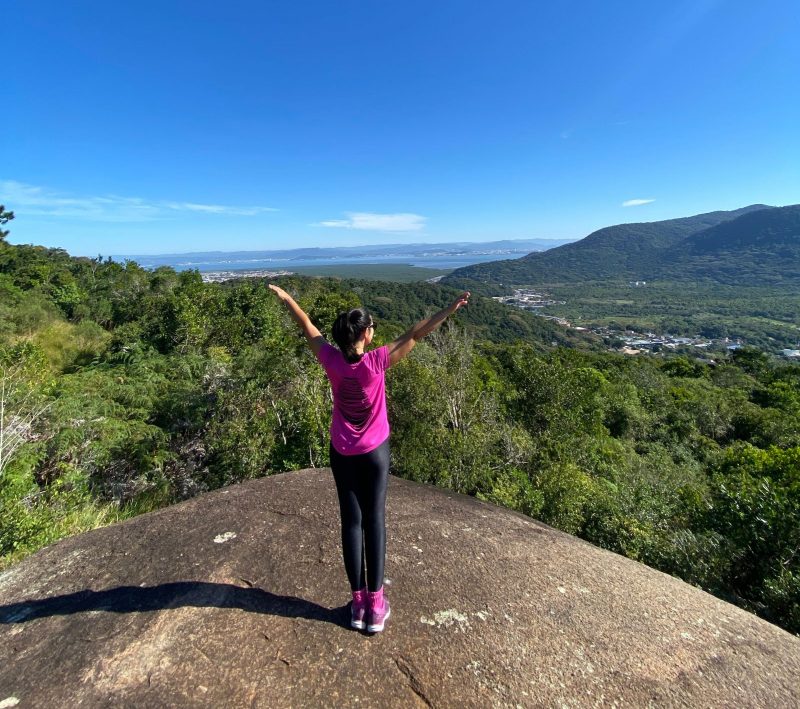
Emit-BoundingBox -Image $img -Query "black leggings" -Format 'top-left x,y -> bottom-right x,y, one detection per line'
329,438 -> 390,593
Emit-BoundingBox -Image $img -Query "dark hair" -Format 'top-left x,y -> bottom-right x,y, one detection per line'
332,308 -> 373,364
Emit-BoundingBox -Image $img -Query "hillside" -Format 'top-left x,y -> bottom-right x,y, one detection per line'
3,470 -> 799,707
442,204 -> 775,289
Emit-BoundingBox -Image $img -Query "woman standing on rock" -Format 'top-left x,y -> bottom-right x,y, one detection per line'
268,283 -> 470,632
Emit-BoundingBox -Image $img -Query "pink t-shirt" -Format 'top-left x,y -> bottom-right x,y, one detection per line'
317,342 -> 391,455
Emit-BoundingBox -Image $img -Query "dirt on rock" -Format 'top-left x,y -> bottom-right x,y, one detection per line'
1,469 -> 799,708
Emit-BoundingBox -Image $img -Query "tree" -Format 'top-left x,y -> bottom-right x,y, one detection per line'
708,442 -> 800,631
0,205 -> 14,241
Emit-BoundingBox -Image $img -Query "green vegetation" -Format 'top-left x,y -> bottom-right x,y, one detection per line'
1,231 -> 799,636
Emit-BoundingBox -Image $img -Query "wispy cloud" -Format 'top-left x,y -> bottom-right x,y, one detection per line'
0,180 -> 276,222
622,198 -> 656,207
315,212 -> 427,232
163,201 -> 275,216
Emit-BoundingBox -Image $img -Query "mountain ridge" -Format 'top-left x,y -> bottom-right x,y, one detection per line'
442,204 -> 787,288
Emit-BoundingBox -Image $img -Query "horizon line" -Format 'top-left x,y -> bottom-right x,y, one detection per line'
107,237 -> 579,259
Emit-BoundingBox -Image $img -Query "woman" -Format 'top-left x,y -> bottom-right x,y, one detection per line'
268,283 -> 470,632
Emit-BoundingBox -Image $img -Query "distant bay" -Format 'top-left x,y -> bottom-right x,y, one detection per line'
114,238 -> 575,273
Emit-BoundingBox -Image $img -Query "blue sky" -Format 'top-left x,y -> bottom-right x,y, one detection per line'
4,0 -> 799,256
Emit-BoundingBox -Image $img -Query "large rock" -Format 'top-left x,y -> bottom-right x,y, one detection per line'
1,470 -> 799,707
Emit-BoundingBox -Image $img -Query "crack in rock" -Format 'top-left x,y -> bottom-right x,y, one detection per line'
395,657 -> 433,708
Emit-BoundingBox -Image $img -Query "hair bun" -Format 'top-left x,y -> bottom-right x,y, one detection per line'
333,308 -> 368,363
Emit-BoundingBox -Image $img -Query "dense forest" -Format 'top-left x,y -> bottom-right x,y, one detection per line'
1,222 -> 799,635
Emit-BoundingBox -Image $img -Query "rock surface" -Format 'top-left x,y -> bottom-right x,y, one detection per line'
1,469 -> 799,708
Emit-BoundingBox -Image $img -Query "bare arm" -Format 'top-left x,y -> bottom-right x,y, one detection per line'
268,284 -> 325,356
388,292 -> 470,366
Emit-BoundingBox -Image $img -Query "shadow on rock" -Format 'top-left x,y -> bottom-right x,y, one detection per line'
0,581 -> 350,628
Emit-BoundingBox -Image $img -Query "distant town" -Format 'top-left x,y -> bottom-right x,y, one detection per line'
201,269 -> 293,283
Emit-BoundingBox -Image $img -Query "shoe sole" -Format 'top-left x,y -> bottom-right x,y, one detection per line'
367,606 -> 391,633
351,618 -> 366,630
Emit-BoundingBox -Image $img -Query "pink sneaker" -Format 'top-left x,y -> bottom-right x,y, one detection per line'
351,588 -> 367,630
367,587 -> 391,633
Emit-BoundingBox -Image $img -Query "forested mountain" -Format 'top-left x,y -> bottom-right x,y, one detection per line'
442,204 -> 778,290
660,204 -> 800,285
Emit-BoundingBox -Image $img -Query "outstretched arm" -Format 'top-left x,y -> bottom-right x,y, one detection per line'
268,284 -> 325,356
388,292 -> 470,366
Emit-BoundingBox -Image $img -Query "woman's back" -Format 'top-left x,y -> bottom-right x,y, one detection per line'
317,342 -> 390,455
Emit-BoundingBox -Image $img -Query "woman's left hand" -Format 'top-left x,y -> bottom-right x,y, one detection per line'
268,283 -> 291,301
450,291 -> 470,312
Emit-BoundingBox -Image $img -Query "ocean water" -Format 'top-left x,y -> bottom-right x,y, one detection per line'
133,252 -> 529,272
